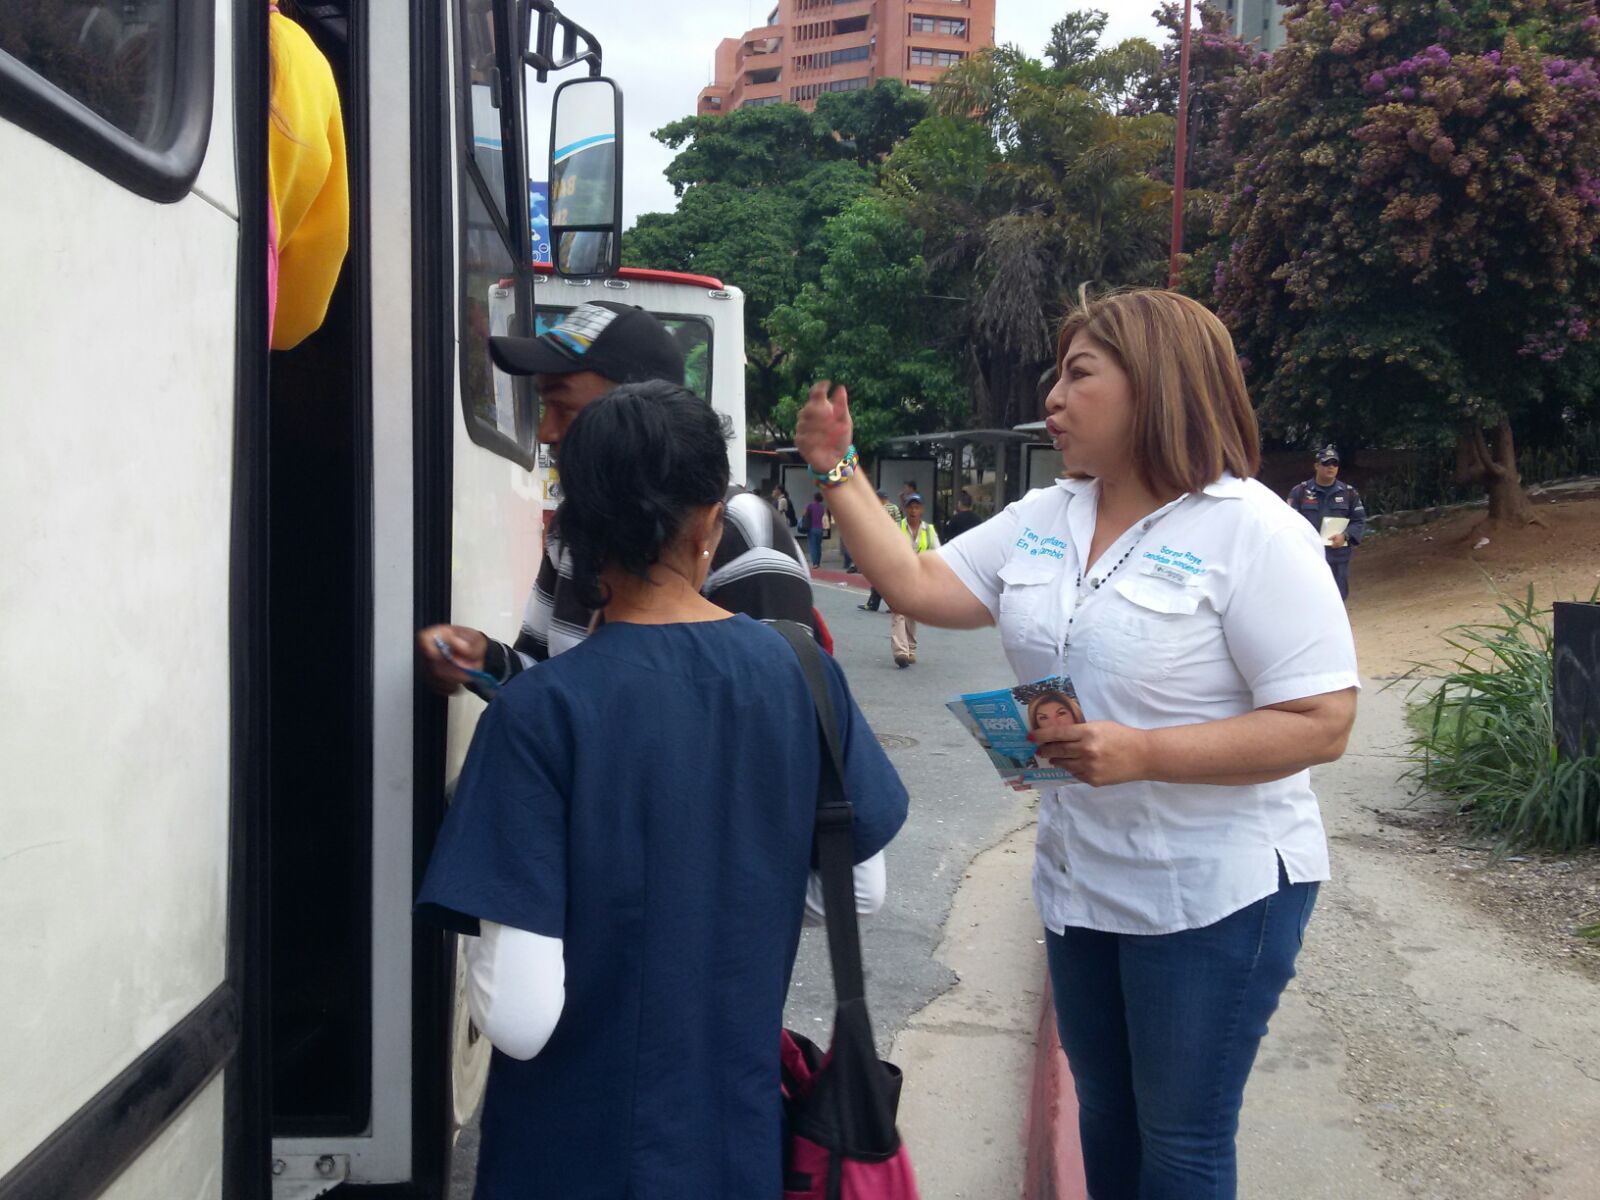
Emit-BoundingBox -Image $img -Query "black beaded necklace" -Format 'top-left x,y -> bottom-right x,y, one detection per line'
1063,494 -> 1190,648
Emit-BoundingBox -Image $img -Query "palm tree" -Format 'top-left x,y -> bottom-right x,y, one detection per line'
895,36 -> 1172,428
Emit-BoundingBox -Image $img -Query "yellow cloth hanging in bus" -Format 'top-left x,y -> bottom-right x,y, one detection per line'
268,9 -> 349,350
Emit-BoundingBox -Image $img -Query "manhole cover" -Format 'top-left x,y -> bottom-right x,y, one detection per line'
877,734 -> 918,750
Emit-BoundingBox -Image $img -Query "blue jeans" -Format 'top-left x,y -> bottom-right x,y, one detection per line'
806,527 -> 824,567
1045,862 -> 1317,1200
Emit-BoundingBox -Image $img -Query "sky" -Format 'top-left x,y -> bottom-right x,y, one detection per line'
529,3 -> 1168,227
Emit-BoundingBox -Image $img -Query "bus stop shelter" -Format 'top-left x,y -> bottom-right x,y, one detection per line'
874,429 -> 1036,527
1013,421 -> 1063,493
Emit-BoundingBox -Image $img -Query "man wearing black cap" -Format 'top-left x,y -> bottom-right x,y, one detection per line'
1287,446 -> 1367,601
417,301 -> 816,694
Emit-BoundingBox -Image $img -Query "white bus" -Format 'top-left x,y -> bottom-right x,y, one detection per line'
0,3 -> 744,1198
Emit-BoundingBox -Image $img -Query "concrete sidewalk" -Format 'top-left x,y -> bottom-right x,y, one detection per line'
912,680 -> 1600,1199
887,820 -> 1057,1200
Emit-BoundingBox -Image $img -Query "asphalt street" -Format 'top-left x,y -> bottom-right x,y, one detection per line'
448,580 -> 1034,1197
785,582 -> 1036,1042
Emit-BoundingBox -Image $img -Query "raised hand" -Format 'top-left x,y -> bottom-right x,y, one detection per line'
794,380 -> 854,474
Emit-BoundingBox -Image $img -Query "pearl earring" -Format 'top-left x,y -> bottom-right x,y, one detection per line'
702,550 -> 711,558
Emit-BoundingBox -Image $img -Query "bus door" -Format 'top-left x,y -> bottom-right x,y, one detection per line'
269,1 -> 621,1196
265,0 -> 506,1193
262,1 -> 381,1192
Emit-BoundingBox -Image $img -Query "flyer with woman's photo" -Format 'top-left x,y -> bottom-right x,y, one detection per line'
945,676 -> 1084,788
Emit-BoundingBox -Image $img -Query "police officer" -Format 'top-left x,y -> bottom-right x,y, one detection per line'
1287,446 -> 1366,600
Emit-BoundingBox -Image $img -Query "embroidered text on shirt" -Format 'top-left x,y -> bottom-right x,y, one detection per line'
1140,545 -> 1207,577
1014,527 -> 1068,560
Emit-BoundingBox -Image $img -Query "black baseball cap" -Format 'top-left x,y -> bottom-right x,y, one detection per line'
489,301 -> 685,386
1316,445 -> 1340,464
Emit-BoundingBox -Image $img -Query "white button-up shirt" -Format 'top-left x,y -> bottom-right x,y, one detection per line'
942,473 -> 1360,935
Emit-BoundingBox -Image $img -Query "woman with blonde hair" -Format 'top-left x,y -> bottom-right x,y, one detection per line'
795,289 -> 1357,1200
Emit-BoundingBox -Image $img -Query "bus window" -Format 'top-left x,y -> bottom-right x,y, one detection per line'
668,316 -> 713,404
457,0 -> 535,464
533,307 -> 714,404
460,0 -> 508,230
0,0 -> 210,198
1,0 -> 177,141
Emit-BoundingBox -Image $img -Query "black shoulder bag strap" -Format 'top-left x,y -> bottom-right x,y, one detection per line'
773,621 -> 867,1007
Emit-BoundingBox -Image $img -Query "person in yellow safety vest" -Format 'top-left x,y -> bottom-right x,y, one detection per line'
891,495 -> 940,668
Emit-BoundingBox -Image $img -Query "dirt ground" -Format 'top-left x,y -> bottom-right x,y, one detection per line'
1348,490 -> 1600,678
1376,801 -> 1600,980
1342,488 -> 1600,993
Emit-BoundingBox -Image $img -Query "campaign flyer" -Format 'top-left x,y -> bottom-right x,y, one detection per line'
945,676 -> 1084,788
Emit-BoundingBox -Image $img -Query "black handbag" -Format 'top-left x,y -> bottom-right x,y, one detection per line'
772,622 -> 920,1199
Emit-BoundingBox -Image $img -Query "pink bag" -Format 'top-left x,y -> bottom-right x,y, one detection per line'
781,1025 -> 919,1198
776,624 -> 920,1200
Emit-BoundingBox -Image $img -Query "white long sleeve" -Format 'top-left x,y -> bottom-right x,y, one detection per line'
464,922 -> 566,1061
804,851 -> 887,927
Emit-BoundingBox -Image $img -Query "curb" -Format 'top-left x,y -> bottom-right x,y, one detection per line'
1023,981 -> 1088,1200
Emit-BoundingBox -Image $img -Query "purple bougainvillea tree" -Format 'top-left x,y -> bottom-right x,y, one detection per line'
1199,0 -> 1600,524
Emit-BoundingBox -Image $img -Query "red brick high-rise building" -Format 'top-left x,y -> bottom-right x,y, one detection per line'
697,0 -> 997,115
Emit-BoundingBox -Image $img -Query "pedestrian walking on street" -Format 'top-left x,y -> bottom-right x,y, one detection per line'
890,494 -> 939,667
858,490 -> 900,612
416,384 -> 908,1200
1287,446 -> 1366,600
795,289 -> 1358,1200
800,491 -> 828,568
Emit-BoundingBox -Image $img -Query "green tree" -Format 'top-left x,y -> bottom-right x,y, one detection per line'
1047,9 -> 1163,107
651,103 -> 828,194
1203,0 -> 1600,525
767,195 -> 966,449
887,19 -> 1171,429
813,78 -> 931,164
1129,3 -> 1260,195
623,84 -> 928,434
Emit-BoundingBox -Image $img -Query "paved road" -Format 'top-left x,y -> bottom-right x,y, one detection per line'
787,583 -> 1036,1040
449,581 -> 1033,1196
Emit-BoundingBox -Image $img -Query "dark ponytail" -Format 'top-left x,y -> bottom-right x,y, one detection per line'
555,381 -> 731,609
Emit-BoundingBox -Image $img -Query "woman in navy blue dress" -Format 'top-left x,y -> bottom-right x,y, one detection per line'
417,382 -> 908,1199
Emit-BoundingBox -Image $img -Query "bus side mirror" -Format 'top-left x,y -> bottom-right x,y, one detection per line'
548,77 -> 623,279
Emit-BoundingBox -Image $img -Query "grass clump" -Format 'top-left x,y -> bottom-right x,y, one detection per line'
1407,589 -> 1600,852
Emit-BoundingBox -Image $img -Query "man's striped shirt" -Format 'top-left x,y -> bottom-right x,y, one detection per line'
477,489 -> 815,693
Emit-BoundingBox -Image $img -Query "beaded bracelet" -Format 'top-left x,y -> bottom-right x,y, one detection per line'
809,444 -> 860,489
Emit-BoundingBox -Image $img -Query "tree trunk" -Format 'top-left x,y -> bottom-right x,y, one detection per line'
1453,417 -> 1539,528
968,344 -> 996,429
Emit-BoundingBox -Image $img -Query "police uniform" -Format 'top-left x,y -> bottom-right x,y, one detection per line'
1287,458 -> 1365,601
